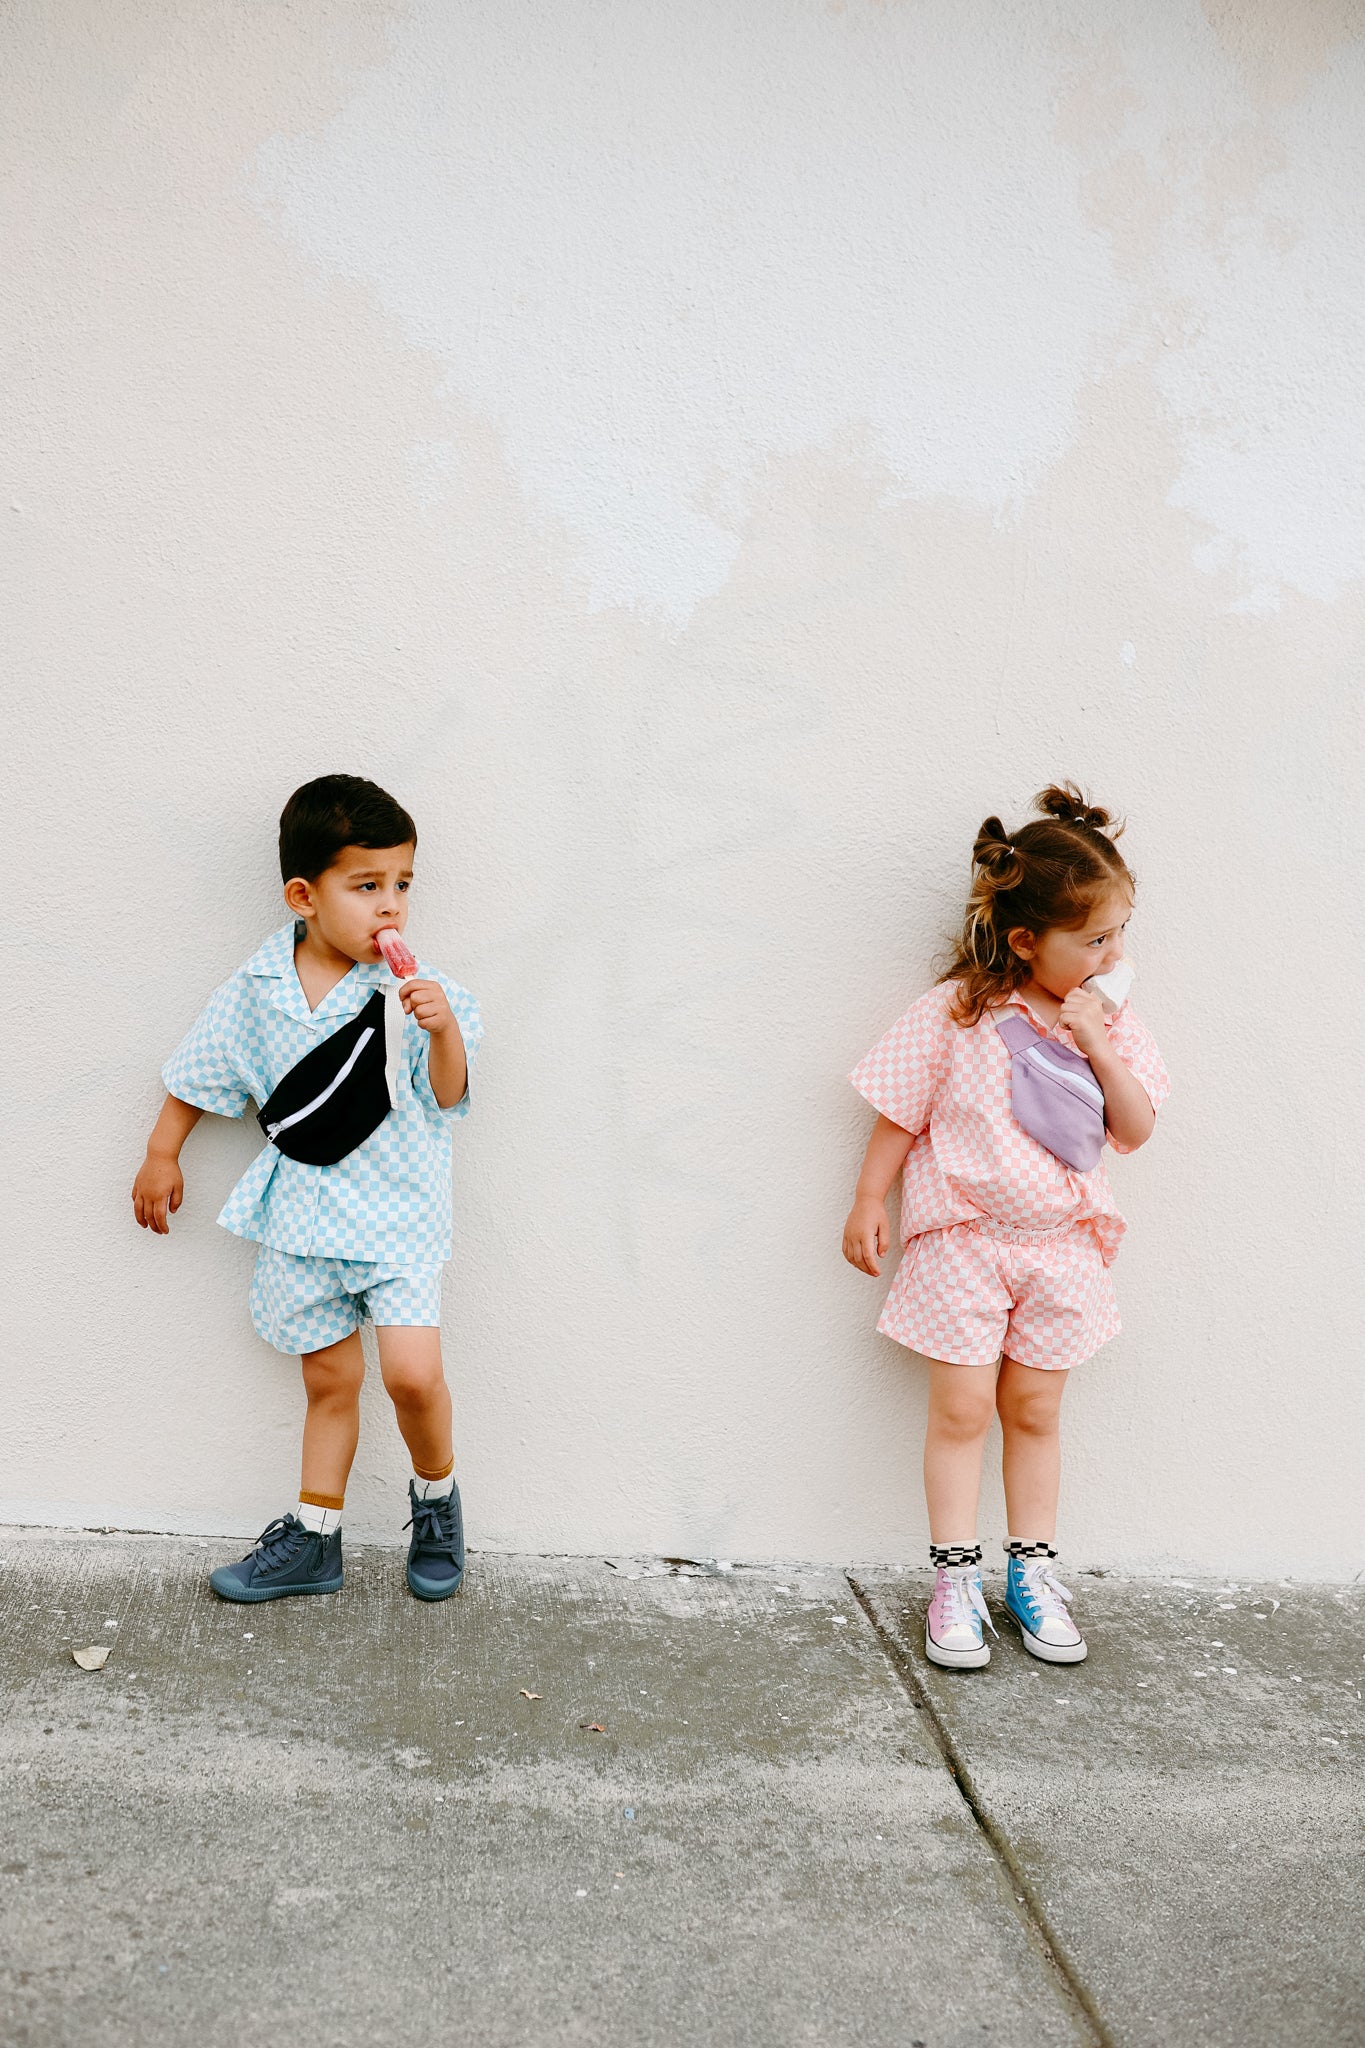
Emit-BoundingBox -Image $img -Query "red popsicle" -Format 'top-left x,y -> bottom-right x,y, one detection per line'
375,927 -> 418,980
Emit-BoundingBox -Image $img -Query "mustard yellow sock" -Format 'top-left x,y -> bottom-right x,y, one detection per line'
298,1489 -> 343,1535
411,1459 -> 454,1501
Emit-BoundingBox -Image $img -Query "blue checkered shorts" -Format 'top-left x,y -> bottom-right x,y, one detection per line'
249,1246 -> 444,1355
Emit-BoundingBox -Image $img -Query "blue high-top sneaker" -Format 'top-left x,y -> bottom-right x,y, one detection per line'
405,1480 -> 465,1601
1004,1544 -> 1087,1663
209,1514 -> 343,1603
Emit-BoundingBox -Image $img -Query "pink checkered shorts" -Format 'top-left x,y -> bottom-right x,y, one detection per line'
878,1218 -> 1120,1371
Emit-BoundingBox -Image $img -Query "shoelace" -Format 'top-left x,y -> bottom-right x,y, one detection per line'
250,1514 -> 310,1573
1018,1559 -> 1074,1620
405,1492 -> 460,1558
940,1564 -> 998,1636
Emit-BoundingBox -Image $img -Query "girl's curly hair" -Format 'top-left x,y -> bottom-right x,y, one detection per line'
939,784 -> 1134,1027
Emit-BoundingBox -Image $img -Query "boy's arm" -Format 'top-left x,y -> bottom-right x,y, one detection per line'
401,980 -> 469,1110
842,1114 -> 915,1277
425,1024 -> 469,1111
132,1095 -> 205,1235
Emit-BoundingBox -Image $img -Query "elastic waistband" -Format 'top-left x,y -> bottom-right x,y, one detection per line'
965,1215 -> 1076,1244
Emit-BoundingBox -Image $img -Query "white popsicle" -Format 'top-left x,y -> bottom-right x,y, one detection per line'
1084,959 -> 1134,1013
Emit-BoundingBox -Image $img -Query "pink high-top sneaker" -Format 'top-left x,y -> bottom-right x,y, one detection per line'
925,1561 -> 996,1669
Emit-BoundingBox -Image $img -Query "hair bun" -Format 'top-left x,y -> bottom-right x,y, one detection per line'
1034,782 -> 1118,837
972,816 -> 1025,888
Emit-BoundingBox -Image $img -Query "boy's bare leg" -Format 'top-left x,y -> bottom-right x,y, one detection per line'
375,1326 -> 453,1477
996,1355 -> 1069,1541
299,1332 -> 367,1501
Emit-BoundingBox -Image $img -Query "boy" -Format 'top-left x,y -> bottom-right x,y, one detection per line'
132,774 -> 482,1604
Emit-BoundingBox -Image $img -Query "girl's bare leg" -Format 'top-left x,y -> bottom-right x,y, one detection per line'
376,1326 -> 453,1477
923,1359 -> 999,1543
996,1355 -> 1069,1541
299,1332 -> 367,1500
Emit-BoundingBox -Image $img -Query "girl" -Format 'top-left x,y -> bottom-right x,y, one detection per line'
842,786 -> 1168,1670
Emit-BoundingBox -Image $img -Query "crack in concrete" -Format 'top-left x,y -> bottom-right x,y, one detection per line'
847,1573 -> 1116,2048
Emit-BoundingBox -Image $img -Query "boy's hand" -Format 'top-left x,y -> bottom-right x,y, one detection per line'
132,1152 -> 184,1235
843,1196 -> 891,1277
404,981 -> 469,1110
1058,985 -> 1108,1059
399,978 -> 456,1037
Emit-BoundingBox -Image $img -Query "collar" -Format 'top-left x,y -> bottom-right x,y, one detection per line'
246,922 -> 392,1027
243,923 -> 300,980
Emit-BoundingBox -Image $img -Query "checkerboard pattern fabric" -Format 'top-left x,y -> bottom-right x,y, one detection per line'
249,1247 -> 443,1354
162,924 -> 482,1264
849,981 -> 1168,1268
879,1217 -> 1120,1369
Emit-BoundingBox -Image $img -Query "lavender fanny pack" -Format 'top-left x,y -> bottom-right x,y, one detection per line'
994,1013 -> 1106,1172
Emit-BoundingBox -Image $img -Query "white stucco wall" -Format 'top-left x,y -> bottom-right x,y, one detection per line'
3,0 -> 1362,1575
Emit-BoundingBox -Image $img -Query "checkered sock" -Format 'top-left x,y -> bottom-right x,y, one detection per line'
929,1542 -> 982,1569
1005,1539 -> 1058,1560
412,1462 -> 455,1501
298,1493 -> 342,1535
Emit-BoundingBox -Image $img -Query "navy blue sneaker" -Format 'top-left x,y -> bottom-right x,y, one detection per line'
405,1480 -> 465,1601
209,1513 -> 343,1603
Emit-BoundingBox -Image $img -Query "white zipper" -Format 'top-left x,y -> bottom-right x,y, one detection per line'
265,1027 -> 375,1143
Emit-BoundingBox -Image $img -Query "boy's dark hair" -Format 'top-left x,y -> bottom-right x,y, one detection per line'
279,775 -> 417,883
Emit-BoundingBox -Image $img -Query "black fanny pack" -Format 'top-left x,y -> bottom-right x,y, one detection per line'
256,986 -> 404,1166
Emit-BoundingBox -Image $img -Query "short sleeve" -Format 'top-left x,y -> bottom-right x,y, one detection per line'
409,973 -> 482,1123
849,987 -> 953,1137
1103,1003 -> 1170,1152
161,986 -> 252,1119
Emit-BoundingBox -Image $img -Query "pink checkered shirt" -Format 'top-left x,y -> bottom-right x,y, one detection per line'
849,982 -> 1169,1265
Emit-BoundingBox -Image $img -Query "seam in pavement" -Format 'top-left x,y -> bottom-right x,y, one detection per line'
847,1574 -> 1115,2048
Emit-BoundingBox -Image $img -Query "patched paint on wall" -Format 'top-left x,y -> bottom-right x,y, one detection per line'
252,0 -> 1365,620
2,0 -> 1362,1575
252,1 -> 1132,622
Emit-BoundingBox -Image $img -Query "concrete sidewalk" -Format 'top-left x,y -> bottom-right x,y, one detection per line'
0,1531 -> 1360,2048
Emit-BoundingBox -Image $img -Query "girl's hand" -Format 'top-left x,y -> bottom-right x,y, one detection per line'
1057,985 -> 1108,1059
132,1152 -> 184,1235
399,978 -> 455,1037
843,1196 -> 891,1276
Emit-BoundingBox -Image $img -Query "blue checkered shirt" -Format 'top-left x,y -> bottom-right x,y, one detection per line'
162,923 -> 482,1264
